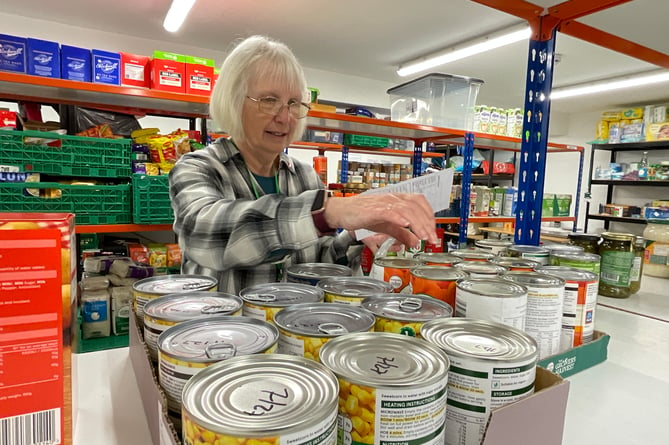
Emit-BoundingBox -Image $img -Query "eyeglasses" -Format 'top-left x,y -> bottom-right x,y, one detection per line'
246,96 -> 311,119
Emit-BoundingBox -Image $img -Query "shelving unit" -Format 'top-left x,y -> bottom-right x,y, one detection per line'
585,140 -> 669,231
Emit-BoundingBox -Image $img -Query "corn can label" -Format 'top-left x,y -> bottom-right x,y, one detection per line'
323,292 -> 364,305
145,316 -> 178,361
183,408 -> 337,445
337,379 -> 446,445
243,301 -> 282,323
373,317 -> 424,338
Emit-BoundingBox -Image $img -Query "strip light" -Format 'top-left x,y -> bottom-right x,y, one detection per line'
551,70 -> 669,99
397,24 -> 531,77
163,0 -> 197,33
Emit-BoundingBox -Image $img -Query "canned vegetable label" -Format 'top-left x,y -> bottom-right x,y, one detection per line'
455,278 -> 528,331
361,294 -> 453,338
240,283 -> 324,323
317,277 -> 393,306
371,257 -> 420,293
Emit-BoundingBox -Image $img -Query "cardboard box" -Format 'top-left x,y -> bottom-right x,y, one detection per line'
185,55 -> 214,96
645,121 -> 669,141
538,330 -> 611,378
0,109 -> 17,128
27,38 -> 60,78
61,45 -> 91,82
120,52 -> 150,88
0,212 -> 77,445
92,49 -> 121,85
129,313 -> 181,445
150,51 -> 185,93
0,33 -> 27,73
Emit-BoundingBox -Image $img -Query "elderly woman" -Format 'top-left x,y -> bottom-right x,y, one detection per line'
169,35 -> 437,293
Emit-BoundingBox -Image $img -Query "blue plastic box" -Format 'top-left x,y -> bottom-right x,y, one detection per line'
61,45 -> 91,82
0,34 -> 27,73
27,38 -> 60,78
92,49 -> 120,85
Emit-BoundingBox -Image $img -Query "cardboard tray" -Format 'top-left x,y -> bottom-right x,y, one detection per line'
538,330 -> 611,378
129,313 -> 570,445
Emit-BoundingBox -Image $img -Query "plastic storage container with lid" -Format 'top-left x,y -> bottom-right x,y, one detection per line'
387,73 -> 483,130
643,219 -> 669,278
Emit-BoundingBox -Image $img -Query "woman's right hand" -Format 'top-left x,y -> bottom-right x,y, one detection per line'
324,193 -> 438,248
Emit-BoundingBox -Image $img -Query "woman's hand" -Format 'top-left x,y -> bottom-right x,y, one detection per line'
325,193 -> 438,248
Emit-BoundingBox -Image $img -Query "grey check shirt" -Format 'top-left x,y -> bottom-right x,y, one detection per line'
169,138 -> 361,294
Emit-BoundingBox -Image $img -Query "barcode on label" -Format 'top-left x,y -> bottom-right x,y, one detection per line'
0,408 -> 60,445
601,272 -> 619,281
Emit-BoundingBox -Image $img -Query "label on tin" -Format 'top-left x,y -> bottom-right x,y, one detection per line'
455,289 -> 527,331
243,302 -> 279,323
279,331 -> 329,362
324,292 -> 362,306
144,316 -> 175,360
444,359 -> 535,445
520,252 -> 548,265
338,380 -> 446,445
384,267 -> 412,293
551,256 -> 601,274
524,286 -> 564,359
560,280 -> 598,350
160,353 -> 209,413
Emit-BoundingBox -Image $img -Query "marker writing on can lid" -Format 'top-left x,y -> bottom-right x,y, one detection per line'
370,356 -> 399,375
243,388 -> 289,416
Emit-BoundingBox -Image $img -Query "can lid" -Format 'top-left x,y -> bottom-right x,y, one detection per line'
453,262 -> 508,275
410,265 -> 469,281
550,251 -> 601,262
286,262 -> 352,278
157,316 -> 278,362
133,274 -> 218,294
182,354 -> 338,436
319,332 -> 450,387
316,277 -> 393,297
239,283 -> 324,306
545,244 -> 584,254
361,294 -> 453,321
499,270 -> 565,287
508,245 -> 550,254
535,266 -> 598,282
144,291 -> 243,322
450,249 -> 495,261
489,256 -> 541,268
456,278 -> 527,297
273,303 -> 376,336
373,257 -> 422,268
412,252 -> 463,265
421,318 -> 537,361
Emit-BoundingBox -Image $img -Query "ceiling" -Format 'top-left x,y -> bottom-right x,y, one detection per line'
3,0 -> 669,115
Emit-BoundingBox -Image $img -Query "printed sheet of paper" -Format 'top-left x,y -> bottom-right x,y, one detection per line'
354,168 -> 454,240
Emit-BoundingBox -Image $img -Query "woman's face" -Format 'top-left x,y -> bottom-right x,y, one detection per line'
242,73 -> 303,157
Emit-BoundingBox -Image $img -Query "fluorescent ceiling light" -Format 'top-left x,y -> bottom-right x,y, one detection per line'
397,24 -> 531,77
551,70 -> 669,99
163,0 -> 196,33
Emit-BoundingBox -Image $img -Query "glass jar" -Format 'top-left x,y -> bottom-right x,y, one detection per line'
568,233 -> 601,254
629,236 -> 645,293
598,232 -> 635,298
643,219 -> 669,278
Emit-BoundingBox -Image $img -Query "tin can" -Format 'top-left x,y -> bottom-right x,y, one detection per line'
474,239 -> 513,255
274,302 -> 375,361
413,251 -> 462,266
286,262 -> 352,285
545,243 -> 584,256
455,278 -> 528,330
549,251 -> 601,275
453,261 -> 508,278
499,271 -> 566,359
421,318 -> 538,445
132,274 -> 218,323
182,354 -> 338,445
143,291 -> 243,361
316,277 -> 393,305
158,316 -> 278,414
409,265 -> 468,310
507,245 -> 550,265
489,256 -> 541,271
319,332 -> 450,445
361,294 -> 453,337
372,257 -> 422,293
450,248 -> 495,262
239,282 -> 324,323
535,266 -> 599,350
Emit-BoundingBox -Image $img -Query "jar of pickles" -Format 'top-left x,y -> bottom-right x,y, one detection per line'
598,232 -> 635,298
568,233 -> 601,254
629,236 -> 645,293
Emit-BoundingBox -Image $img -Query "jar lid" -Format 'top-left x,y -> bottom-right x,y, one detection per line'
601,231 -> 635,241
567,233 -> 600,242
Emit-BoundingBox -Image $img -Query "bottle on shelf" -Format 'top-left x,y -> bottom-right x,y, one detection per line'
638,151 -> 649,180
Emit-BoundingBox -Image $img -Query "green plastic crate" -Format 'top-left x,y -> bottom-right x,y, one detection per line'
0,129 -> 132,178
0,182 -> 131,225
74,310 -> 128,353
343,133 -> 390,148
132,174 -> 174,224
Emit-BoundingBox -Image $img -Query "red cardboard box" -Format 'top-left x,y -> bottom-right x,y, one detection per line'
0,109 -> 17,128
121,52 -> 150,88
150,51 -> 185,93
0,213 -> 76,445
185,56 -> 214,96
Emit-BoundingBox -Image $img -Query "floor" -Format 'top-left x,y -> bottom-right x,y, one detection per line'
73,275 -> 669,445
